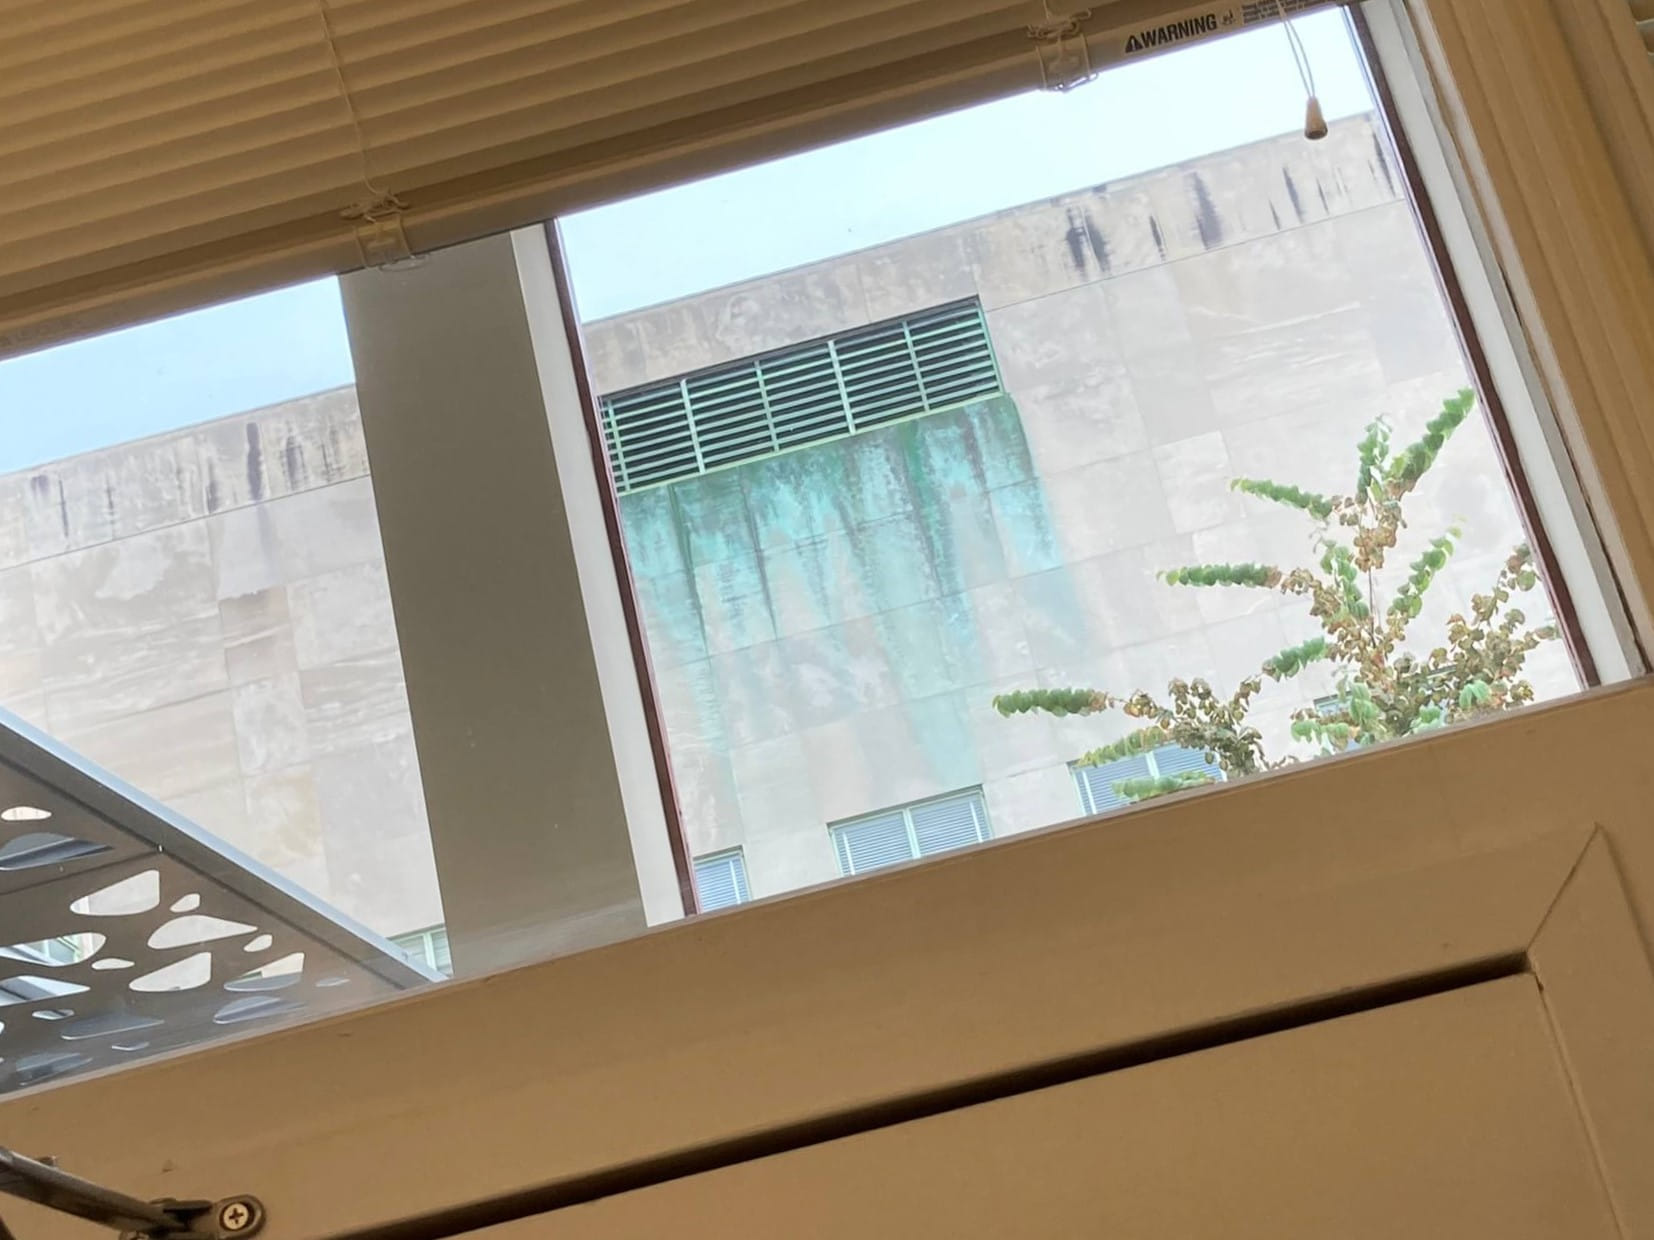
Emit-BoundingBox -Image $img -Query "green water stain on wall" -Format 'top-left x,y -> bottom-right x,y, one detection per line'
616,394 -> 1082,784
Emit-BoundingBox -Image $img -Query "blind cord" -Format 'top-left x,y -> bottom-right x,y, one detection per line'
1276,0 -> 1328,140
314,0 -> 405,218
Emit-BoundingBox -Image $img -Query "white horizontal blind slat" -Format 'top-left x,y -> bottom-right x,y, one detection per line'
0,0 -> 1051,351
0,0 -> 1339,353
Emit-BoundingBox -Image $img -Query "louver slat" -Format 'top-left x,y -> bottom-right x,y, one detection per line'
598,299 -> 999,493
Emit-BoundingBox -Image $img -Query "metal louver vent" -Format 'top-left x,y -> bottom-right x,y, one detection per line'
599,300 -> 1001,494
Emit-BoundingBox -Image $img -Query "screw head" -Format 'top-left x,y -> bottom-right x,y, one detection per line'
216,1198 -> 262,1236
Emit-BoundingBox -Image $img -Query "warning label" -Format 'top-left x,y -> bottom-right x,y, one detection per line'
1122,13 -> 1224,54
1111,0 -> 1332,61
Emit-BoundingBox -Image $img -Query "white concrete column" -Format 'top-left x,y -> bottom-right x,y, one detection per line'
340,231 -> 682,978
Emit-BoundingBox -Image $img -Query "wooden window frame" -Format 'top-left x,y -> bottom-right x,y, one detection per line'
4,690 -> 1654,1240
2,3 -> 1653,1238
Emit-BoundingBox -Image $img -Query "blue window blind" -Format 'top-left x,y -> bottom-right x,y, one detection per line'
830,790 -> 992,878
693,849 -> 751,911
1073,746 -> 1224,814
598,299 -> 1001,493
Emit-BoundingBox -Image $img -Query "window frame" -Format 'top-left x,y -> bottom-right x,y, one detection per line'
2,4 -> 1654,1238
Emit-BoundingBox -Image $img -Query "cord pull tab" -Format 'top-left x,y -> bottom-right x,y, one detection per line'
1304,94 -> 1329,141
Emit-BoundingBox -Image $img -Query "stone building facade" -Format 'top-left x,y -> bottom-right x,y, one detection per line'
581,113 -> 1575,897
0,114 -> 1574,931
0,390 -> 438,936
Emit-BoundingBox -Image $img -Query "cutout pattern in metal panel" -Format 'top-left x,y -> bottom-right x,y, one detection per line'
0,712 -> 435,1093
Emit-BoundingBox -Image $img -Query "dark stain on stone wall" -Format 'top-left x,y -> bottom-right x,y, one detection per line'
29,474 -> 62,540
1191,173 -> 1224,249
205,460 -> 221,514
1282,167 -> 1305,222
1063,208 -> 1091,274
1149,216 -> 1167,260
246,423 -> 265,502
1083,209 -> 1112,275
1371,129 -> 1396,196
283,434 -> 305,488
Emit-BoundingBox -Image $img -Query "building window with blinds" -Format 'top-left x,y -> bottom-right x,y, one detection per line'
830,792 -> 993,878
693,850 -> 751,911
393,926 -> 453,978
1073,749 -> 1225,817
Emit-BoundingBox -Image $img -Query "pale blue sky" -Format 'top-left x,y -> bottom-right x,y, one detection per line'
0,8 -> 1371,473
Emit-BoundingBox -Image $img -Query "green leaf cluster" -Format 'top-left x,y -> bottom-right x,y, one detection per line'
994,388 -> 1561,803
1112,772 -> 1217,802
1159,563 -> 1281,589
993,687 -> 1111,718
1231,478 -> 1334,519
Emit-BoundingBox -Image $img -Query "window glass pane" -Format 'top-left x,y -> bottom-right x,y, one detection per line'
561,7 -> 1589,909
0,2 -> 1611,1096
0,279 -> 441,1093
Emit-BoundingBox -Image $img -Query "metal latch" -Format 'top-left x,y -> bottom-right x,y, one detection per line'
0,1148 -> 263,1240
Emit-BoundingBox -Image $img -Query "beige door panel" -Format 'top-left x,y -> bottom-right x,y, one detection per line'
483,978 -> 1617,1240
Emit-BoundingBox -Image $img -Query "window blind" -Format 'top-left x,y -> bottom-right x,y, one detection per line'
1073,745 -> 1223,814
908,795 -> 991,856
831,789 -> 992,876
0,0 -> 1336,355
831,811 -> 916,877
692,850 -> 750,911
